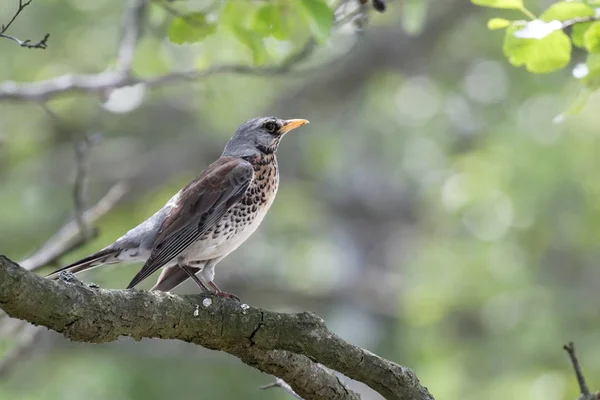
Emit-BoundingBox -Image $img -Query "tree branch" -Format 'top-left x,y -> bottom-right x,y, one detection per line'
0,0 -> 49,49
245,350 -> 358,400
563,342 -> 598,400
0,0 -> 363,102
0,256 -> 433,400
0,45 -> 317,102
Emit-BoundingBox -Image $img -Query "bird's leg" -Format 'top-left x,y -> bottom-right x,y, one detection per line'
178,261 -> 239,301
178,264 -> 210,293
207,281 -> 240,302
199,259 -> 241,302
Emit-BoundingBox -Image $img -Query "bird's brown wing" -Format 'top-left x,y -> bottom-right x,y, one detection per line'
126,157 -> 253,288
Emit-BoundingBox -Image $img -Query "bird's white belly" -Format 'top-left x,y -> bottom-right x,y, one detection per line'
182,202 -> 272,262
177,160 -> 278,266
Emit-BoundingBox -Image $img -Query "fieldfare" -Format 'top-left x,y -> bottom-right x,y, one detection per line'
47,117 -> 309,298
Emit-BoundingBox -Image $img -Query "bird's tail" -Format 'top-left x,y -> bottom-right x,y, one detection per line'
150,265 -> 201,292
45,247 -> 119,280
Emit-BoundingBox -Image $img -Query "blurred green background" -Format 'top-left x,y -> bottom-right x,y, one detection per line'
1,0 -> 600,399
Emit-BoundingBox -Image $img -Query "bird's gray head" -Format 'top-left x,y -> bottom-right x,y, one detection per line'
223,117 -> 309,157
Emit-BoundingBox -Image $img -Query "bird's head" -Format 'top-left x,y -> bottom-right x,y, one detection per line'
223,117 -> 309,157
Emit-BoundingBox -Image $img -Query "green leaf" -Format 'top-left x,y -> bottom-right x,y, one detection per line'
471,0 -> 523,9
402,0 -> 428,35
503,25 -> 572,73
487,18 -> 512,30
221,1 -> 271,64
167,13 -> 216,45
254,5 -> 287,40
220,0 -> 257,28
540,2 -> 594,21
232,26 -> 267,65
572,22 -> 593,48
299,0 -> 334,43
584,21 -> 600,52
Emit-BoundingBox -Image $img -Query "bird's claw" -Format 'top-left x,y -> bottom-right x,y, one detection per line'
214,291 -> 241,302
206,281 -> 240,302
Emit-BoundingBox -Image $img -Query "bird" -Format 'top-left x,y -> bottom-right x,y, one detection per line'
46,117 -> 309,299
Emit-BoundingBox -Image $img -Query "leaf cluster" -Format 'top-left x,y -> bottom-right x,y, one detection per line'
165,0 -> 334,65
473,0 -> 600,115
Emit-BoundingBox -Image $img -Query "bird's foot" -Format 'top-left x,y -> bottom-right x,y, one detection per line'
204,280 -> 240,302
213,291 -> 241,302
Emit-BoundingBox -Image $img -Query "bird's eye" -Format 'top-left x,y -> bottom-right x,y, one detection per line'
264,121 -> 278,133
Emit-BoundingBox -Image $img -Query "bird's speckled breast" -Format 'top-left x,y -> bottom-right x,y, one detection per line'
184,154 -> 279,261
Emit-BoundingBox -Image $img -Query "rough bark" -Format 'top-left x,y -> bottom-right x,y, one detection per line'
0,255 -> 434,400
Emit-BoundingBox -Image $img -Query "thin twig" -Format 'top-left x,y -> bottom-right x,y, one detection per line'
40,104 -> 104,241
72,137 -> 94,239
0,324 -> 44,379
562,16 -> 600,30
0,0 -> 31,33
0,0 -> 49,49
334,1 -> 366,27
260,378 -> 304,399
18,183 -> 128,272
0,32 -> 48,48
563,342 -> 596,399
116,0 -> 147,74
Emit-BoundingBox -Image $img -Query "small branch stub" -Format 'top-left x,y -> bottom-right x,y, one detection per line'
260,378 -> 303,399
563,342 -> 598,400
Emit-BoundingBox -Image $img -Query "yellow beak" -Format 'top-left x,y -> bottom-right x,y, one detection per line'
279,119 -> 309,134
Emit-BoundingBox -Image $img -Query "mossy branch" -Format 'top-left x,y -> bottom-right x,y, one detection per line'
0,255 -> 433,400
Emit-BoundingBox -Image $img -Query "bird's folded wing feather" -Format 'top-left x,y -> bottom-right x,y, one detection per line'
126,157 -> 254,288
